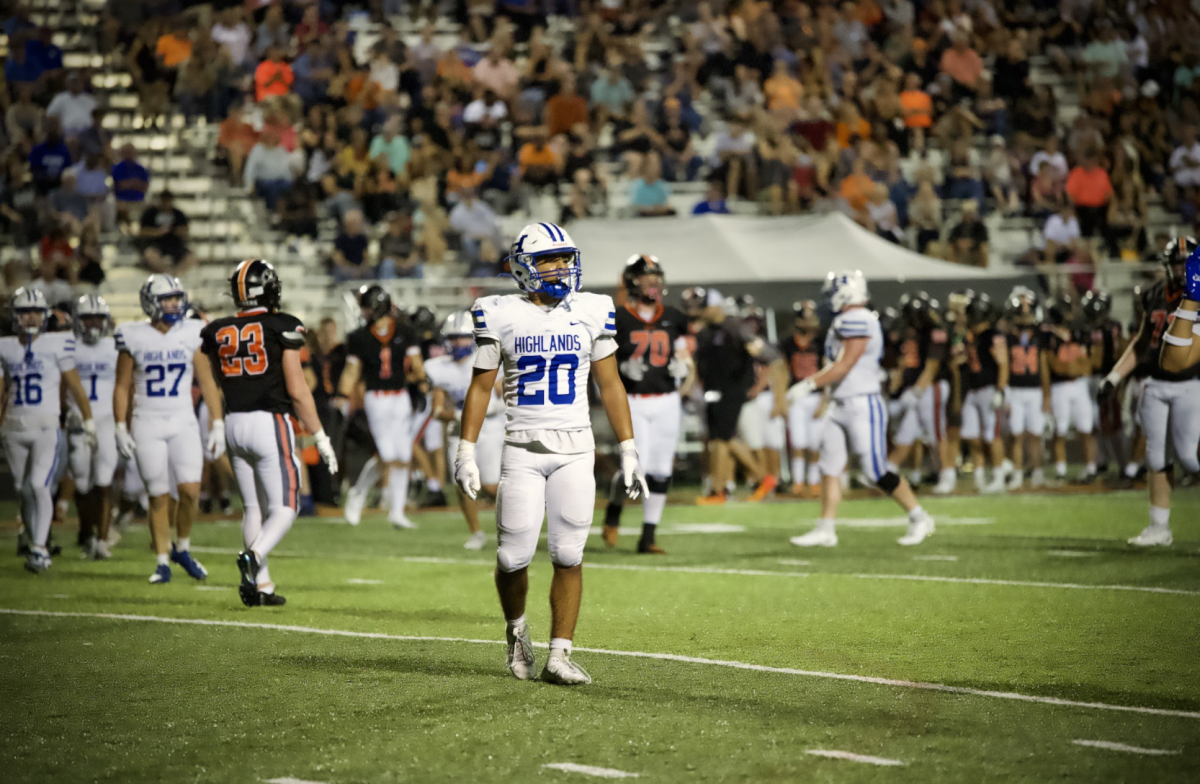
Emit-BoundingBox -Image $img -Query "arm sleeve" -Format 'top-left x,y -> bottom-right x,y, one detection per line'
113,326 -> 131,356
591,297 -> 618,361
57,336 -> 76,372
473,338 -> 502,370
279,315 -> 307,350
471,298 -> 500,342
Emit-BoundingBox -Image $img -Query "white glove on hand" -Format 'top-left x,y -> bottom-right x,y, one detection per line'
619,357 -> 646,382
206,418 -> 226,460
786,378 -> 817,405
455,440 -> 481,500
115,422 -> 137,461
667,354 -> 689,380
82,418 -> 98,449
619,439 -> 650,500
313,428 -> 338,475
65,408 -> 85,433
900,387 -> 922,411
990,388 -> 1006,412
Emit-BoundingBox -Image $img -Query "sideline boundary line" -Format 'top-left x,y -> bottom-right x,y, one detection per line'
3,608 -> 1198,721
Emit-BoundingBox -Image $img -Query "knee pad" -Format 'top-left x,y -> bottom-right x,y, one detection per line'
646,475 -> 672,494
547,540 -> 585,569
496,543 -> 535,573
876,471 -> 901,495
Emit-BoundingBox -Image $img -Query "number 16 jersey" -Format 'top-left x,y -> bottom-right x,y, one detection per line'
472,291 -> 617,451
200,309 -> 306,414
115,319 -> 204,416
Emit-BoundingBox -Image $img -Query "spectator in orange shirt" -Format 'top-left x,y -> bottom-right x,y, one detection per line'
939,33 -> 984,98
839,157 -> 876,213
899,72 -> 933,154
763,60 -> 803,116
544,73 -> 589,138
255,46 -> 294,103
517,130 -> 560,211
156,19 -> 193,69
835,103 -> 871,149
217,103 -> 259,184
1065,152 -> 1113,238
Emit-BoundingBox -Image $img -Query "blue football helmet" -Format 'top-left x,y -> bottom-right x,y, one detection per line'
505,222 -> 582,300
139,273 -> 188,326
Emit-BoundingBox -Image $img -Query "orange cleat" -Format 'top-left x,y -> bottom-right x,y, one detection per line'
637,542 -> 667,555
748,474 -> 779,502
602,524 -> 620,548
696,492 -> 727,506
788,483 -> 806,497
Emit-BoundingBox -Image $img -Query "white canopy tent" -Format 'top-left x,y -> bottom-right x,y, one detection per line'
568,212 -> 1010,286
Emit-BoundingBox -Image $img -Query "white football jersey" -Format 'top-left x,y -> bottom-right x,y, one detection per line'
472,291 -> 617,451
426,353 -> 505,417
70,337 -> 118,419
0,332 -> 76,431
115,319 -> 204,416
824,307 -> 884,399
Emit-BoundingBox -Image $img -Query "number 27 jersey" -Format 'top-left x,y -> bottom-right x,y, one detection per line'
472,292 -> 617,439
115,320 -> 204,416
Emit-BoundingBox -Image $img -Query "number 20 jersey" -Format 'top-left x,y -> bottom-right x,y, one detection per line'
114,319 -> 204,416
200,310 -> 306,414
612,303 -> 688,394
472,291 -> 617,435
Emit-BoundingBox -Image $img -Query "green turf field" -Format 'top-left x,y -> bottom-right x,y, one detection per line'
2,488 -> 1199,783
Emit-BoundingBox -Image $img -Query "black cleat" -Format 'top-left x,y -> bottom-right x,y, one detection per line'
419,490 -> 448,508
235,550 -> 260,607
255,591 -> 286,606
219,497 -> 234,516
199,497 -> 213,515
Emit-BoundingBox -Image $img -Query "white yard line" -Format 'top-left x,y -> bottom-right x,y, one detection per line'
3,608 -> 1199,721
195,586 -> 229,592
587,563 -> 809,578
912,555 -> 959,562
542,762 -> 640,778
264,778 -> 331,784
836,517 -> 993,528
1072,739 -> 1181,756
1048,550 -> 1099,558
805,749 -> 904,766
346,579 -> 383,585
777,559 -> 811,566
852,573 -> 1200,597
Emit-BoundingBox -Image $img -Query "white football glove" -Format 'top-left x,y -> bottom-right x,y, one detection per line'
206,418 -> 226,460
619,357 -> 647,383
618,439 -> 650,500
65,408 -> 85,434
900,387 -> 922,411
82,418 -> 98,449
990,388 -> 1006,412
313,428 -> 338,475
667,354 -> 689,380
455,440 -> 481,500
786,378 -> 817,405
115,422 -> 137,461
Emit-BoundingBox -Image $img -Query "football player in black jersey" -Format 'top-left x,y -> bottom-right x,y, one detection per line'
1081,290 -> 1126,479
959,293 -> 1011,493
337,285 -> 427,529
1002,288 -> 1051,489
201,260 -> 338,607
1044,296 -> 1098,483
782,301 -> 824,496
1099,237 -> 1200,546
603,254 -> 694,554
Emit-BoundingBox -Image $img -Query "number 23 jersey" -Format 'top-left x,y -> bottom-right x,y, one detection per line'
200,310 -> 306,414
472,292 -> 617,447
115,319 -> 204,416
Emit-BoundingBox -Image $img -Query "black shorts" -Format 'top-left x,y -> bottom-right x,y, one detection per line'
705,388 -> 747,441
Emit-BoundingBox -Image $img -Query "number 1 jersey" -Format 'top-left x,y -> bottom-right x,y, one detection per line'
115,320 -> 204,416
200,309 -> 306,414
472,291 -> 617,449
69,337 -> 118,419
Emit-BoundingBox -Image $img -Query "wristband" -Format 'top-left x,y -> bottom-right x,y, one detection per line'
457,440 -> 476,459
1173,307 -> 1198,322
1162,333 -> 1193,346
618,438 -> 637,455
313,428 -> 328,440
1103,370 -> 1121,386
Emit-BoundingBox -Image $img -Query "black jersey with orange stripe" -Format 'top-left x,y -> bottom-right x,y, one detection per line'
201,309 -> 306,414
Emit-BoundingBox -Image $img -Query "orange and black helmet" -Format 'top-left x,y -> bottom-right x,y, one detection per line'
230,259 -> 282,311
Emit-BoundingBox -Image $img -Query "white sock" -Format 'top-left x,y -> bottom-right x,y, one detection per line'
815,517 -> 835,532
175,537 -> 190,552
1085,462 -> 1096,475
156,553 -> 169,566
1055,461 -> 1067,477
506,614 -> 526,632
908,505 -> 928,523
643,492 -> 667,525
549,637 -> 572,656
427,478 -> 441,493
1149,506 -> 1170,528
1124,462 -> 1138,478
251,508 -> 297,557
807,463 -> 821,485
791,457 -> 805,485
256,558 -> 272,590
354,457 -> 380,494
389,466 -> 410,515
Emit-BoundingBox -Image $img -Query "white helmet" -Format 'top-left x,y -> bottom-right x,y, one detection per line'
139,273 -> 188,326
825,270 -> 869,313
442,310 -> 474,360
11,287 -> 49,337
74,294 -> 112,345
505,222 -> 581,300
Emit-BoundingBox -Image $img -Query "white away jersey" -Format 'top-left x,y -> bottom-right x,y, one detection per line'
0,332 -> 76,431
70,337 -> 118,419
115,319 -> 204,416
472,291 -> 617,451
824,307 -> 884,399
425,354 -> 505,417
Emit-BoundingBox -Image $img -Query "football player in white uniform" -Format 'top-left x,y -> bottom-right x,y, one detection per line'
67,295 -> 119,559
1160,245 -> 1200,372
427,311 -> 505,550
789,271 -> 935,548
113,275 -> 225,584
455,222 -> 649,685
1,288 -> 97,572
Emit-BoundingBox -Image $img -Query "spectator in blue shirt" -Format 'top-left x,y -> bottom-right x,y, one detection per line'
29,117 -> 72,194
4,31 -> 46,90
112,144 -> 150,228
590,64 -> 635,126
28,27 -> 64,81
629,152 -> 676,217
2,5 -> 34,38
692,181 -> 731,215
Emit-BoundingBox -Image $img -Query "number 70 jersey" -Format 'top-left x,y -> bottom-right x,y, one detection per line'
115,320 -> 204,416
472,292 -> 617,434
